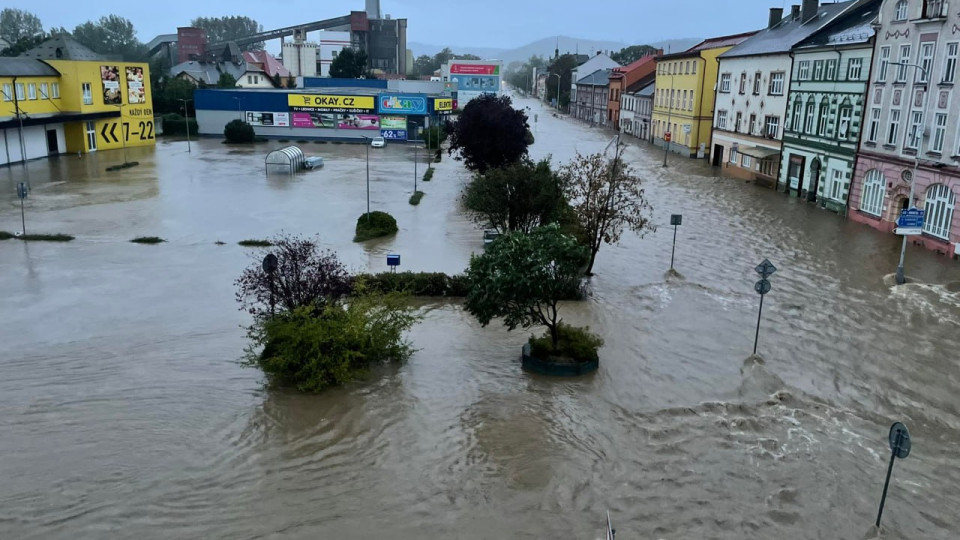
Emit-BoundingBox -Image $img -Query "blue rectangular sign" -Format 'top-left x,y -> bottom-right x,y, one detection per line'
381,129 -> 407,140
377,94 -> 427,115
897,208 -> 925,228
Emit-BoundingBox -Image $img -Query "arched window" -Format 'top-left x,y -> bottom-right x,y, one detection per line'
817,97 -> 830,135
792,99 -> 803,132
836,99 -> 853,140
860,169 -> 886,216
804,97 -> 816,133
895,0 -> 909,21
922,184 -> 956,239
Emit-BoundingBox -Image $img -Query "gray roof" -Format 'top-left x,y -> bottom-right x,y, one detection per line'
636,81 -> 655,97
170,60 -> 258,85
794,0 -> 879,50
18,34 -> 111,61
720,0 -> 857,58
576,68 -> 612,86
0,58 -> 60,77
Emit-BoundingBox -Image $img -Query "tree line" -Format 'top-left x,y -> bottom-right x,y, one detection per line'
408,47 -> 482,79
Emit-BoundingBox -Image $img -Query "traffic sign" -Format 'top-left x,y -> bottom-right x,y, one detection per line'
895,227 -> 922,236
16,182 -> 27,199
889,422 -> 911,459
755,279 -> 771,295
755,259 -> 777,278
670,214 -> 682,226
262,253 -> 278,273
897,207 -> 925,229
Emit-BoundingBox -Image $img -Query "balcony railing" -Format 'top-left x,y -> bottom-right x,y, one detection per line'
923,0 -> 948,18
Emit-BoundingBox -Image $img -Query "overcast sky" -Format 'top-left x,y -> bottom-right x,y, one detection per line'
20,0 -> 795,50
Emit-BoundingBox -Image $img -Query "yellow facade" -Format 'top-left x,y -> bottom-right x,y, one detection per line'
1,75 -> 63,116
652,45 -> 734,158
46,60 -> 154,153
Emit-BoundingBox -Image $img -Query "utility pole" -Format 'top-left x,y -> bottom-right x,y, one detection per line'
663,73 -> 675,168
179,98 -> 192,153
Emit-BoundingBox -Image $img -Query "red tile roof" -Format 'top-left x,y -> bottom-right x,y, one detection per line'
242,50 -> 290,78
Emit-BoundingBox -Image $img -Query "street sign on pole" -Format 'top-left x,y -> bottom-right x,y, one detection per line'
262,253 -> 278,315
754,279 -> 772,295
755,259 -> 777,279
669,214 -> 682,271
876,422 -> 911,529
752,259 -> 776,355
17,181 -> 27,234
896,207 -> 925,228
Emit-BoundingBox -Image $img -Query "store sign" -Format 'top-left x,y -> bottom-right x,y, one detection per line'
381,115 -> 407,130
381,129 -> 408,140
245,111 -> 290,127
450,63 -> 500,75
433,98 -> 454,112
378,94 -> 427,115
287,94 -> 375,113
291,112 -> 337,128
338,114 -> 380,130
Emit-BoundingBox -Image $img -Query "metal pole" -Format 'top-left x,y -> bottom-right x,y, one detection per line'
895,156 -> 920,285
180,98 -> 192,153
875,446 -> 898,528
414,144 -> 418,193
753,293 -> 764,355
366,141 -> 371,224
20,195 -> 26,235
663,74 -> 674,168
670,224 -> 677,270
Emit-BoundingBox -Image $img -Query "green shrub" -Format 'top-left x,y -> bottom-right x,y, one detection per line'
131,236 -> 165,244
249,294 -> 420,392
422,167 -> 434,182
529,324 -> 604,363
238,239 -> 273,247
0,231 -> 14,240
408,191 -> 424,205
160,113 -> 198,136
19,233 -> 74,242
224,119 -> 256,143
354,211 -> 398,242
353,272 -> 465,297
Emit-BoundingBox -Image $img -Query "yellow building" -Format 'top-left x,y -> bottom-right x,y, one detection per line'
652,32 -> 756,159
1,58 -> 153,165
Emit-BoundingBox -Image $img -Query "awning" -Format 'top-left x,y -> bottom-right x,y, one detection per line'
0,110 -> 121,130
737,145 -> 780,160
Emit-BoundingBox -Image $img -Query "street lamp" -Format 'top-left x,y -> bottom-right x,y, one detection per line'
232,96 -> 243,120
889,61 -> 929,285
411,140 -> 425,194
663,72 -> 675,168
114,103 -> 129,164
361,136 -> 372,223
178,98 -> 192,153
550,73 -> 561,111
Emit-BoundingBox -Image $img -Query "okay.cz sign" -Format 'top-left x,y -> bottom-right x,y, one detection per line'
287,94 -> 375,113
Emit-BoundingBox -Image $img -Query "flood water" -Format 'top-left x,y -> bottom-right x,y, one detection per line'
2,94 -> 959,539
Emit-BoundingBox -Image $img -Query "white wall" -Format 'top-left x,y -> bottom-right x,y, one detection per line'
317,31 -> 351,78
714,54 -> 793,140
0,124 -> 62,165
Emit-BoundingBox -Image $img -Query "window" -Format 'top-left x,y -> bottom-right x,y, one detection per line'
720,73 -> 731,93
735,112 -> 742,132
918,42 -> 935,83
848,57 -> 863,80
830,169 -> 845,200
52,83 -> 59,98
247,75 -> 252,84
717,110 -> 728,129
82,82 -> 92,105
906,110 -> 924,149
837,105 -> 853,140
682,90 -> 687,110
670,89 -> 675,108
860,170 -> 886,215
686,61 -> 690,74
923,184 -> 956,239
813,60 -> 824,80
932,112 -> 947,152
895,0 -> 909,20
730,147 -> 739,163
924,0 -> 948,17
742,154 -> 753,168
27,83 -> 36,99
868,108 -> 881,142
688,91 -> 694,111
768,72 -> 785,95
887,110 -> 901,145
86,121 -> 97,151
739,73 -> 747,94
826,60 -> 837,80
753,72 -> 762,94
944,43 -> 958,83
897,45 -> 911,82
792,100 -> 803,131
878,47 -> 891,81
798,61 -> 811,80
765,115 -> 780,138
805,98 -> 816,133
2,83 -> 10,101
39,82 -> 48,98
692,61 -> 697,74
15,82 -> 24,100
749,113 -> 757,135
817,99 -> 829,135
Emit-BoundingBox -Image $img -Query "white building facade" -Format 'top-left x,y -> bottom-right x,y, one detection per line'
317,31 -> 351,78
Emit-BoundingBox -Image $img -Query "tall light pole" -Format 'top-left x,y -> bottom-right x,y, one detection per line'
115,103 -> 129,164
362,136 -> 372,223
663,73 -> 675,168
178,98 -> 192,153
890,62 -> 929,285
550,73 -> 561,111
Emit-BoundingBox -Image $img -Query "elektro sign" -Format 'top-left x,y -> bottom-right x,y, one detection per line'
378,94 -> 427,115
288,94 -> 375,113
433,98 -> 454,112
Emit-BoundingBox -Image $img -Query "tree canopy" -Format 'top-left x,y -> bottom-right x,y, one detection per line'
217,72 -> 237,88
504,55 -> 548,93
463,157 -> 567,234
0,8 -> 43,44
190,16 -> 264,50
611,45 -> 658,66
72,15 -> 147,61
329,48 -> 368,79
448,94 -> 530,174
408,47 -> 482,78
546,54 -> 580,110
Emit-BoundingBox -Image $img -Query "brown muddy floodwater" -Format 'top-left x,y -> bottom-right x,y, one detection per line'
1,94 -> 959,539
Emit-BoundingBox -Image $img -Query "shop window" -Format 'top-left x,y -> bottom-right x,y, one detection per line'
923,183 -> 956,239
860,169 -> 885,216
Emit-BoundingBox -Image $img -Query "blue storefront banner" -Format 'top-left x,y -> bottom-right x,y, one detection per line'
381,129 -> 408,140
378,94 -> 427,115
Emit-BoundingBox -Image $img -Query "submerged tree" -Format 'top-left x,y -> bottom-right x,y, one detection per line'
448,93 -> 530,174
462,157 -> 567,234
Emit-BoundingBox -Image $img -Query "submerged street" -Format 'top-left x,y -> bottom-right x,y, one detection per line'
1,94 -> 959,539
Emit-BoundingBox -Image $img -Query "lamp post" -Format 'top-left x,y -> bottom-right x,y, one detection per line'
232,96 -> 242,120
178,98 -> 192,153
550,73 -> 561,111
663,72 -> 675,168
114,103 -> 129,164
362,136 -> 372,223
890,62 -> 929,285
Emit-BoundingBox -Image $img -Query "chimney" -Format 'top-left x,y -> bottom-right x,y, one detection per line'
769,7 -> 784,28
791,4 -> 801,20
801,0 -> 819,22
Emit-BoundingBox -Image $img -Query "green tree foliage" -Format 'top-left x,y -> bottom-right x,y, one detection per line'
504,55 -> 548,93
354,211 -> 398,242
224,119 -> 255,143
0,33 -> 46,57
408,48 -> 481,79
465,223 -> 587,349
559,145 -> 655,275
410,54 -> 435,78
152,77 -> 196,115
217,72 -> 237,88
463,157 -> 567,234
448,93 -> 530,174
190,16 -> 264,50
546,54 -> 580,110
611,44 -> 658,65
72,15 -> 147,61
285,75 -> 297,89
329,48 -> 368,79
0,8 -> 43,44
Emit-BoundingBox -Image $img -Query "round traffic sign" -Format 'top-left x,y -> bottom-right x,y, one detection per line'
889,422 -> 911,459
262,253 -> 279,273
755,279 -> 771,295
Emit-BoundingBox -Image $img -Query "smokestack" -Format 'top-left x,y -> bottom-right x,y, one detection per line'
769,7 -> 784,28
365,0 -> 381,19
791,4 -> 801,20
801,0 -> 819,23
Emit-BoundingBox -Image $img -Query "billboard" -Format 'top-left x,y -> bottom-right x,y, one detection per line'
450,74 -> 500,92
381,129 -> 407,140
432,98 -> 454,112
101,65 -> 122,105
287,94 -> 376,113
380,115 -> 407,130
291,112 -> 337,128
378,94 -> 427,115
338,114 -> 380,130
450,63 -> 500,75
125,67 -> 145,104
245,111 -> 290,127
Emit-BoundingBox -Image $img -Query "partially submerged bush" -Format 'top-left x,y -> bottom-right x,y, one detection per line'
131,236 -> 165,244
529,324 -> 604,363
224,119 -> 256,143
353,272 -> 471,297
409,191 -> 424,205
354,211 -> 398,242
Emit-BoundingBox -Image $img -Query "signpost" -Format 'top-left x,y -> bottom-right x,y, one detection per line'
387,254 -> 400,273
262,253 -> 278,315
669,214 -> 682,271
875,422 -> 911,529
16,181 -> 27,234
895,207 -> 925,236
753,258 -> 777,355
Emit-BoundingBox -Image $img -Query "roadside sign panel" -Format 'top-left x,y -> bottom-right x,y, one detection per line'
897,208 -> 925,229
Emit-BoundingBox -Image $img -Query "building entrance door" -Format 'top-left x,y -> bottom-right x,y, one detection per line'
808,159 -> 821,202
712,144 -> 723,167
787,155 -> 805,195
46,129 -> 59,155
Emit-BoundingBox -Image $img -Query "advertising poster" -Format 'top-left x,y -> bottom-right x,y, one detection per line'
450,74 -> 500,92
378,94 -> 427,115
380,115 -> 407,130
245,112 -> 290,127
287,94 -> 376,114
100,65 -> 122,105
338,114 -> 380,130
381,129 -> 408,141
125,66 -> 145,104
291,112 -> 337,128
450,64 -> 500,75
